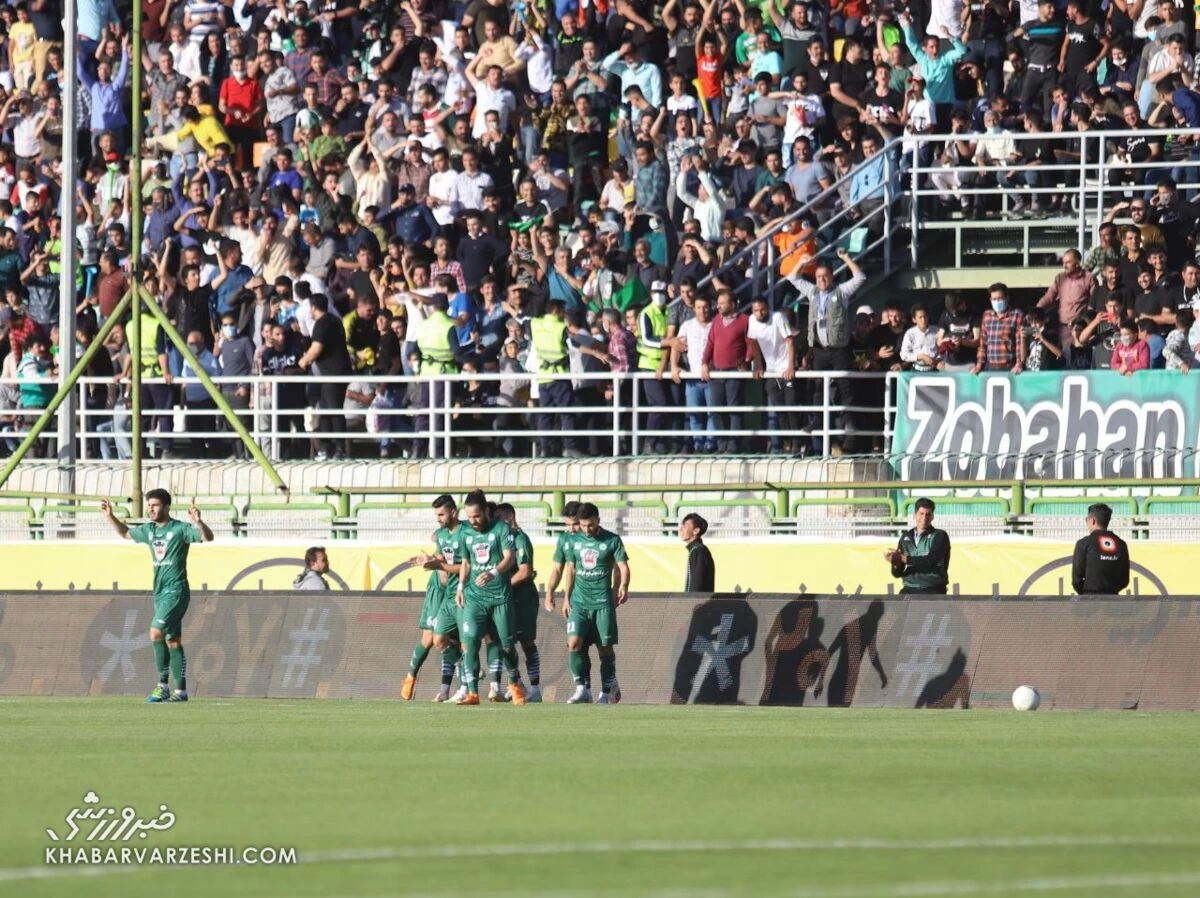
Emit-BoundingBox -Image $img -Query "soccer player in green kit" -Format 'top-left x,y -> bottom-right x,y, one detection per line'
495,502 -> 542,703
402,494 -> 467,703
545,501 -> 595,701
453,491 -> 527,705
101,489 -> 214,703
560,502 -> 630,704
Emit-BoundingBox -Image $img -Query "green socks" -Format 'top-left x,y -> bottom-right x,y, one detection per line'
153,639 -> 169,685
600,653 -> 616,695
168,644 -> 187,691
461,640 -> 480,692
441,643 -> 462,686
486,641 -> 503,686
409,642 -> 431,676
569,650 -> 585,685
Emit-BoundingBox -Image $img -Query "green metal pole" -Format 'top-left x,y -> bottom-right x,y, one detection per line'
131,5 -> 143,255
136,285 -> 289,493
0,290 -> 135,491
130,270 -> 143,511
129,7 -> 146,513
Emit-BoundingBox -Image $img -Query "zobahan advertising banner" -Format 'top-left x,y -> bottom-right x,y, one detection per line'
890,371 -> 1200,482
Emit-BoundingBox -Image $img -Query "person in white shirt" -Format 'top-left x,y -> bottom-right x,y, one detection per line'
900,304 -> 941,371
166,24 -> 202,82
902,75 -> 936,136
347,135 -> 393,215
454,146 -> 493,210
672,293 -> 715,452
260,51 -> 301,145
465,61 -> 517,139
207,195 -> 258,273
515,28 -> 554,97
748,297 -> 799,453
426,147 -> 460,227
675,154 -> 726,242
927,0 -> 966,39
769,71 -> 825,165
973,109 -> 1021,213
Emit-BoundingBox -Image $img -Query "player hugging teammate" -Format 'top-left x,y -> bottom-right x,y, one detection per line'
401,494 -> 630,704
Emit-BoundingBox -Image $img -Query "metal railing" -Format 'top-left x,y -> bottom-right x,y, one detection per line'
698,135 -> 907,306
31,371 -> 894,462
899,127 -> 1200,268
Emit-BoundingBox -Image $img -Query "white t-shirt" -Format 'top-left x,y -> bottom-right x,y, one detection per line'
471,82 -> 516,138
747,312 -> 796,374
516,34 -> 554,95
667,94 -> 700,119
782,93 -> 825,148
927,0 -> 965,39
679,318 -> 712,372
428,169 -> 460,226
905,97 -> 936,135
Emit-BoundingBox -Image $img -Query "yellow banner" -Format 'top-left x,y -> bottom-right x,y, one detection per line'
0,539 -> 1179,596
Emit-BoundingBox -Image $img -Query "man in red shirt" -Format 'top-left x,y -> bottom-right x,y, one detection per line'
96,252 -> 129,321
218,56 -> 265,169
701,289 -> 754,453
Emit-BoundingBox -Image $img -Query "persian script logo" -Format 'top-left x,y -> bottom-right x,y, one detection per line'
47,792 -> 176,842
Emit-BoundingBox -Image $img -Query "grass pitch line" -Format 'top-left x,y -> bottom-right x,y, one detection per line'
300,834 -> 1195,864
0,835 -> 1191,885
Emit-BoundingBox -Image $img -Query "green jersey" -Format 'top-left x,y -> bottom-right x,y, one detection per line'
565,528 -> 627,609
457,518 -> 515,607
552,531 -> 571,565
130,518 -> 203,600
511,528 -> 538,603
434,524 -> 464,592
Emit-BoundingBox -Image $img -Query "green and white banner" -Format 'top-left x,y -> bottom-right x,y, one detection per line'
890,372 -> 1200,481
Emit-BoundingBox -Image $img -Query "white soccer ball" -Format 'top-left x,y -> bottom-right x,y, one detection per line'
1012,685 -> 1040,711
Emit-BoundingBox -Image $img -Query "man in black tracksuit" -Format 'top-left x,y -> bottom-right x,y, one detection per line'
886,498 -> 952,595
1072,503 -> 1131,595
680,513 -> 715,592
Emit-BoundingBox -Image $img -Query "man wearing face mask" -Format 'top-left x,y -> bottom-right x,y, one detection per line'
171,331 -> 223,458
215,312 -> 255,458
973,283 -> 1026,374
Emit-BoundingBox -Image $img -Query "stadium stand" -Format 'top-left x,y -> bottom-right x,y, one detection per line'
0,0 -> 1196,467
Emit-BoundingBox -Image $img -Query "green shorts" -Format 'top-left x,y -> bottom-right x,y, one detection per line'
152,593 -> 189,640
418,578 -> 443,631
433,598 -> 461,639
514,587 -> 539,643
459,601 -> 515,650
567,603 -> 618,647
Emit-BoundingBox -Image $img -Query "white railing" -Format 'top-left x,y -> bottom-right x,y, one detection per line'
699,134 -> 906,307
899,127 -> 1200,267
0,371 -> 899,462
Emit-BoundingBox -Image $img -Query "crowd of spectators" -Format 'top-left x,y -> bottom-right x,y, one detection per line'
0,0 -> 1194,459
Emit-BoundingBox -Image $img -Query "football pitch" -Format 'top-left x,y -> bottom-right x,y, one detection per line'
3,699 -> 1198,898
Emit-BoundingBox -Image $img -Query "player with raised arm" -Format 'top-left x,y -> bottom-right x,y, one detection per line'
496,502 -> 543,703
101,489 -> 214,703
402,494 -> 467,702
454,491 -> 527,705
561,503 -> 630,704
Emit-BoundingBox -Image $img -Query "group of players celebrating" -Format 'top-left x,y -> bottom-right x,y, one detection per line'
402,493 -> 631,705
102,486 -> 629,704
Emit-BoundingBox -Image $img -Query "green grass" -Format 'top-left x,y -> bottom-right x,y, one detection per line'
2,700 -> 1199,898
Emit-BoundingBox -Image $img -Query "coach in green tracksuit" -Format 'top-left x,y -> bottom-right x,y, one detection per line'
885,498 -> 951,595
